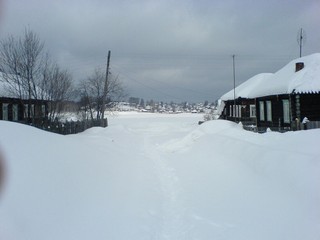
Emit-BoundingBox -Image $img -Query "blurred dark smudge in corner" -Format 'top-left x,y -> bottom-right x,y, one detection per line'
0,0 -> 5,196
0,150 -> 5,196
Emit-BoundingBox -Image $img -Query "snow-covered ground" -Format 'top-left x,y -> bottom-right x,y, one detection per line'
0,112 -> 319,240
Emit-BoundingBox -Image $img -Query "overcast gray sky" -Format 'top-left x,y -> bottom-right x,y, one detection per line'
1,0 -> 319,102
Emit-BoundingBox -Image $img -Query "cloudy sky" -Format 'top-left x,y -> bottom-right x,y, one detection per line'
1,0 -> 319,102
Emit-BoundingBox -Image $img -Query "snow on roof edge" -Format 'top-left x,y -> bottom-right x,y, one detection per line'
220,53 -> 320,101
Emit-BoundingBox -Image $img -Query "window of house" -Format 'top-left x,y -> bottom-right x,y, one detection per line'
230,105 -> 236,117
12,104 -> 18,121
2,104 -> 9,120
250,105 -> 256,118
259,101 -> 265,121
41,105 -> 46,117
24,104 -> 28,118
237,105 -> 242,118
229,105 -> 232,117
30,104 -> 35,117
283,99 -> 290,123
266,101 -> 272,122
24,104 -> 35,118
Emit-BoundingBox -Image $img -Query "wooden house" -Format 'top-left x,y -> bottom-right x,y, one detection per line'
219,53 -> 320,131
220,73 -> 272,127
0,81 -> 48,124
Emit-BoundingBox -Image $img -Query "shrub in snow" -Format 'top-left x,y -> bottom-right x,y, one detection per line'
203,110 -> 219,121
203,113 -> 213,121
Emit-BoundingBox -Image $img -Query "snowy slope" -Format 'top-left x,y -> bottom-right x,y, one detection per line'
0,113 -> 319,240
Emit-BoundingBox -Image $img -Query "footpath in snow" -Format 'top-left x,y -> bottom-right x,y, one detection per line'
0,112 -> 319,240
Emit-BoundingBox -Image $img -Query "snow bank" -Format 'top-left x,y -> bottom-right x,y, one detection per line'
162,120 -> 320,239
0,114 -> 319,240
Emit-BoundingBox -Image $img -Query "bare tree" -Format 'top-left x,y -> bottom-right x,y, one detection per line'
0,28 -> 74,122
107,73 -> 126,103
79,68 -> 126,120
40,57 -> 74,120
0,28 -> 44,120
19,28 -> 44,101
0,35 -> 27,98
79,81 -> 95,121
79,69 -> 105,120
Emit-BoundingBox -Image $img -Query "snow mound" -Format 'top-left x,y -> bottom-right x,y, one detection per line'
162,120 -> 242,152
0,114 -> 319,240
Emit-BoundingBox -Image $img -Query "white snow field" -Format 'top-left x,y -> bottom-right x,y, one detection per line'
0,112 -> 319,240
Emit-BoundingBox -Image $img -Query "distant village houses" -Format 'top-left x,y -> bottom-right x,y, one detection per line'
219,53 -> 320,132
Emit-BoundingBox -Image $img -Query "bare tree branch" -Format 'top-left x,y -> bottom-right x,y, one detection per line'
0,28 -> 74,122
78,68 -> 126,120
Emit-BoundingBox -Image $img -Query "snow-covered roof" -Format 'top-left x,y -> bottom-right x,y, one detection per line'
221,53 -> 320,101
221,73 -> 273,100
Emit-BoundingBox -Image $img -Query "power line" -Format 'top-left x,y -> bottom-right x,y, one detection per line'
111,63 -> 211,96
110,66 -> 190,102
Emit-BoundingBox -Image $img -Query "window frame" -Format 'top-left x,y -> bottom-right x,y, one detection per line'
259,101 -> 265,121
41,104 -> 46,118
266,101 -> 272,122
249,104 -> 256,118
282,99 -> 290,124
12,104 -> 18,121
2,103 -> 9,120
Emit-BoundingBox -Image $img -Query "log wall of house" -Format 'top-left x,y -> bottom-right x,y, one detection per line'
218,92 -> 320,132
299,93 -> 320,121
220,98 -> 256,126
256,93 -> 320,131
256,94 -> 292,131
0,97 -> 48,123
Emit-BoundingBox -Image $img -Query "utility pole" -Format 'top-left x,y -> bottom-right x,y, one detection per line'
101,50 -> 111,125
299,28 -> 303,57
233,54 -> 236,121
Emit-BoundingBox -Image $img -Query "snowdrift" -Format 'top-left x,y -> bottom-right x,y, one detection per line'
0,114 -> 319,240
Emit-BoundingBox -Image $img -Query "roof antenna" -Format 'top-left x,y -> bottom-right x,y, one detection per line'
297,28 -> 306,58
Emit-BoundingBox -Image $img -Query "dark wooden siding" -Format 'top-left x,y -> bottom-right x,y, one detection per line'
299,93 -> 320,121
221,93 -> 320,132
256,94 -> 292,131
256,93 -> 320,131
220,98 -> 256,125
0,97 -> 48,123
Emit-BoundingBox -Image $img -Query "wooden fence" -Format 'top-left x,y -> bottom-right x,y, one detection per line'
32,119 -> 108,135
243,120 -> 320,133
302,121 -> 320,130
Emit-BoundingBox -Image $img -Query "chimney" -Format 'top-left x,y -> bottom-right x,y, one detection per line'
295,62 -> 304,72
